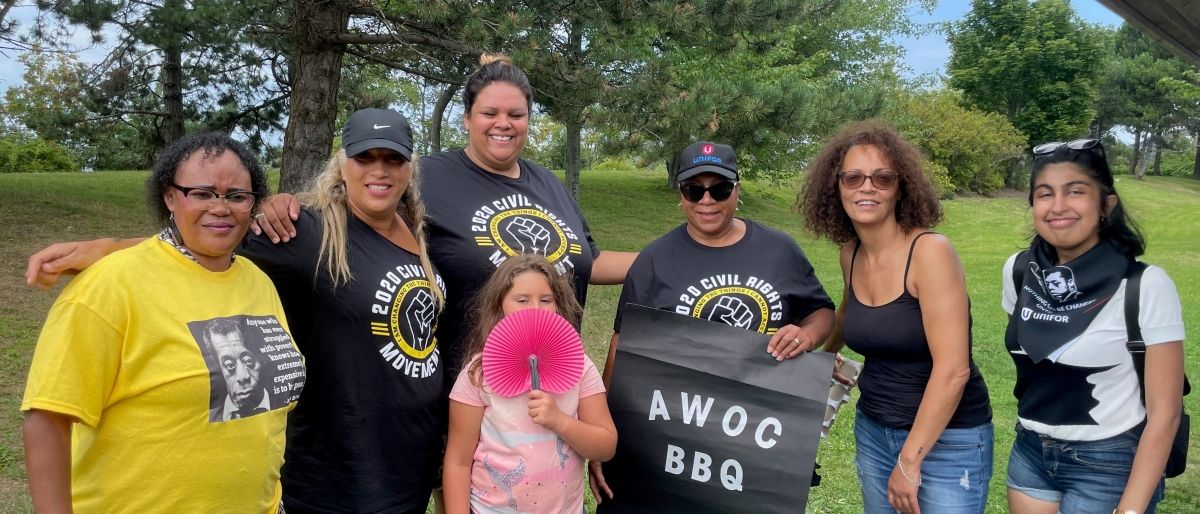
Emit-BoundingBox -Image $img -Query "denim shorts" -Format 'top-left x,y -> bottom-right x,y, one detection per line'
1006,423 -> 1165,514
854,410 -> 994,514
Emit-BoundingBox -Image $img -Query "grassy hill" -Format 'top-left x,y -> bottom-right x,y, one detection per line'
1,169 -> 1197,513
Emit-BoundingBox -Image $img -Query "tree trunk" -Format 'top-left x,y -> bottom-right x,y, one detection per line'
1151,133 -> 1162,176
278,0 -> 349,193
430,82 -> 458,155
665,154 -> 680,189
160,39 -> 185,149
564,119 -> 582,201
1129,128 -> 1142,179
1193,133 -> 1199,180
1136,138 -> 1150,180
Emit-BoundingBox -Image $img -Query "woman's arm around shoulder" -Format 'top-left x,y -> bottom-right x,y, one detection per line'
26,237 -> 144,289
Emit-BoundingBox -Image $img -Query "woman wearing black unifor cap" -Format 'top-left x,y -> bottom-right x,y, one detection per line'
26,108 -> 448,514
591,140 -> 836,502
1002,139 -> 1184,514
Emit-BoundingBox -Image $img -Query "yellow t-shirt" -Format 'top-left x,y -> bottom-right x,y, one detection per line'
22,238 -> 306,513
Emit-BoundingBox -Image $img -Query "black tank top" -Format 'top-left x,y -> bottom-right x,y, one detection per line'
842,232 -> 991,429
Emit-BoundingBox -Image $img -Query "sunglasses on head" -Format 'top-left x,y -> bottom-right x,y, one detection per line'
1032,138 -> 1102,156
680,181 -> 737,202
838,170 -> 898,190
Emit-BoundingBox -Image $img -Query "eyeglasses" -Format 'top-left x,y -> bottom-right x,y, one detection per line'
171,183 -> 261,212
1032,139 -> 1102,156
680,181 -> 737,202
838,170 -> 897,190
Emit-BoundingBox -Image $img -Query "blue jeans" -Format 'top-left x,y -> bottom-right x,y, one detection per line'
1006,423 -> 1165,514
854,410 -> 994,514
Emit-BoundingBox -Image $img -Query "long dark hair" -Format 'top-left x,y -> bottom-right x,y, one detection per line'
1028,142 -> 1145,259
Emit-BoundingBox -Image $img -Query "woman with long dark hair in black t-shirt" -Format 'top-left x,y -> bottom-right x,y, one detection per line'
799,120 -> 993,514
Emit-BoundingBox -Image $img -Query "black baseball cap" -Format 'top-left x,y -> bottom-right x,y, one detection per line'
342,108 -> 413,160
676,141 -> 738,183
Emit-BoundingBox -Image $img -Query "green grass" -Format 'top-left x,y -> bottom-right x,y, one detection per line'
2,170 -> 1198,513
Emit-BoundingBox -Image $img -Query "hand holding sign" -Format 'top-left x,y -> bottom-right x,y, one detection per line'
599,305 -> 832,513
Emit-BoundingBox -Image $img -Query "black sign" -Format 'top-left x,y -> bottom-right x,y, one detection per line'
598,305 -> 832,513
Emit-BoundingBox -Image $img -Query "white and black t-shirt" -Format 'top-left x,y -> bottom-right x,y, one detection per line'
1002,253 -> 1185,441
614,220 -> 833,334
421,150 -> 600,378
241,208 -> 447,513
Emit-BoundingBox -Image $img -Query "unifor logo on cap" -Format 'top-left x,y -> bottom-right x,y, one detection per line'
702,144 -> 714,155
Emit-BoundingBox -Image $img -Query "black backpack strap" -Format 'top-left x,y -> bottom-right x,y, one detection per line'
1125,261 -> 1191,402
1125,261 -> 1148,402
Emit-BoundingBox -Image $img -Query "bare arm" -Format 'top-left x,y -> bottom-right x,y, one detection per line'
23,410 -> 73,514
1118,341 -> 1184,512
443,400 -> 484,514
589,251 -> 637,285
888,235 -> 973,514
25,238 -> 144,289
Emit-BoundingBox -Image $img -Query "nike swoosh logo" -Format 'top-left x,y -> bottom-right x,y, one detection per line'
373,124 -> 390,129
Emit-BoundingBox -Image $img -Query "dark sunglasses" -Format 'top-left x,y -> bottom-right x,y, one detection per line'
1032,138 -> 1102,156
680,181 -> 737,202
838,170 -> 897,190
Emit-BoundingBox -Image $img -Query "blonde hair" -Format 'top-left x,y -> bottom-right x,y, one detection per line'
462,254 -> 582,386
298,149 -> 443,306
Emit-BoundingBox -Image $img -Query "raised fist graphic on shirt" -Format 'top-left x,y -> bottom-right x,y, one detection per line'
505,217 -> 551,255
709,296 -> 754,329
406,289 -> 435,350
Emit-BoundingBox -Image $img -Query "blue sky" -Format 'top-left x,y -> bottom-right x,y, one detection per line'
0,1 -> 1127,97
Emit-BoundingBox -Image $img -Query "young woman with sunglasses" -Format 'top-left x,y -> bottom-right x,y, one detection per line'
799,120 -> 993,514
589,141 -> 835,502
1002,139 -> 1183,514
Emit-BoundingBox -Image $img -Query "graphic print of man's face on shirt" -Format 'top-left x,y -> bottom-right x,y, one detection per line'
208,324 -> 264,410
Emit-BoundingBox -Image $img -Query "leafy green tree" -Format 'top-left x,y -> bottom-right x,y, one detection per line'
598,0 -> 915,186
0,132 -> 80,173
1099,24 -> 1200,178
886,89 -> 1026,194
947,0 -> 1102,186
2,49 -> 158,168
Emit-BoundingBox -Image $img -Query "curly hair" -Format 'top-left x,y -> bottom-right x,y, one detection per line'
797,119 -> 942,245
461,254 -> 583,387
146,132 -> 268,227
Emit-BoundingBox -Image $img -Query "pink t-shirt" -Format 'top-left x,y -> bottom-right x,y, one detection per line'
450,357 -> 605,514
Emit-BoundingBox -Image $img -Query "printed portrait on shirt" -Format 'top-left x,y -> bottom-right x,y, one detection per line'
189,315 -> 305,422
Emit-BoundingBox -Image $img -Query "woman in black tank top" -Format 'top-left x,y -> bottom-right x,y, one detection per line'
799,120 -> 992,514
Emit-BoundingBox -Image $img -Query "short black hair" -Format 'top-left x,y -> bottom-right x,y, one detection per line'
146,132 -> 268,226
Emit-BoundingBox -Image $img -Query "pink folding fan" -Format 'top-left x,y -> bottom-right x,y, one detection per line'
482,308 -> 584,397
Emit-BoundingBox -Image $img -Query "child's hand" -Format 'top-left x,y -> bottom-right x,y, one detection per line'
527,390 -> 566,431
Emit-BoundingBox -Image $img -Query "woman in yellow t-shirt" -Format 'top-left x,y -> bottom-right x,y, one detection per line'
21,133 -> 305,512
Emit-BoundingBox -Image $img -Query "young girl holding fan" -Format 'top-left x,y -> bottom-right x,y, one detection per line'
443,254 -> 617,514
